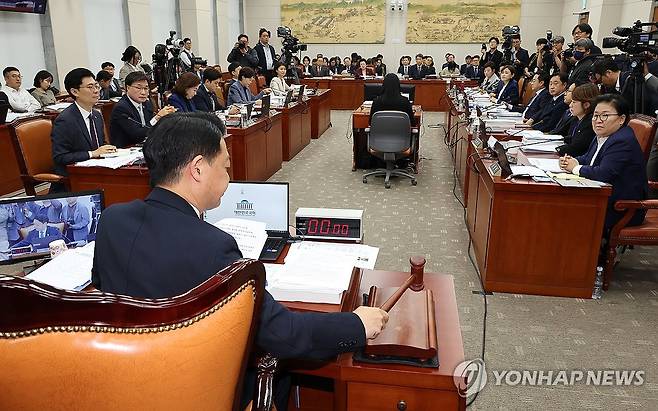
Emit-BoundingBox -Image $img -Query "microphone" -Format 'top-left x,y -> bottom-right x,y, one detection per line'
123,114 -> 151,128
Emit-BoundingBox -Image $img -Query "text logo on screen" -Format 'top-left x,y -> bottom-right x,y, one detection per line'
234,199 -> 255,217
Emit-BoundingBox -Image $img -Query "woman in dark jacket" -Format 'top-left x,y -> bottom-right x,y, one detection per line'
168,72 -> 200,112
557,83 -> 598,156
490,65 -> 519,105
369,73 -> 416,127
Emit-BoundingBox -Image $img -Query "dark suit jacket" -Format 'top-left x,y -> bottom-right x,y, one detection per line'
253,43 -> 277,75
192,85 -> 223,113
460,64 -> 469,75
482,50 -> 503,70
408,64 -> 428,80
556,113 -> 595,157
91,187 -> 366,360
494,80 -> 519,105
512,48 -> 530,69
99,86 -> 121,100
513,88 -> 550,120
465,65 -> 484,82
12,226 -> 63,250
575,126 -> 647,231
109,95 -> 154,148
549,110 -> 577,137
51,103 -> 105,176
168,93 -> 197,112
309,65 -> 329,77
532,94 -> 567,132
397,65 -> 411,77
568,54 -> 597,85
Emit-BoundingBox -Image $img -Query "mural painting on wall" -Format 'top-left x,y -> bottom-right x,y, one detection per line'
281,0 -> 386,44
406,0 -> 522,43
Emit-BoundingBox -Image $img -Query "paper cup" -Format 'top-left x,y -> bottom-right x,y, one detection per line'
49,239 -> 68,258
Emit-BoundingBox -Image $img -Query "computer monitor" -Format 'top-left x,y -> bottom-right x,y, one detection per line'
245,101 -> 255,120
0,190 -> 104,265
283,89 -> 294,107
363,83 -> 415,103
259,94 -> 271,117
297,85 -> 306,103
492,141 -> 513,178
204,182 -> 289,234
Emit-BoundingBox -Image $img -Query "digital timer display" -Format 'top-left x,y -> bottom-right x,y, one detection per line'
296,217 -> 361,240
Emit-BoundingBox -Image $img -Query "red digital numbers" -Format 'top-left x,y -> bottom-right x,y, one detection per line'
306,219 -> 350,237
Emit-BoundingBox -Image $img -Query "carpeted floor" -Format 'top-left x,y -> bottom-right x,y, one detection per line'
268,110 -> 658,410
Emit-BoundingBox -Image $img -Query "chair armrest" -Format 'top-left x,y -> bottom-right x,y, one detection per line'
411,127 -> 419,135
252,353 -> 278,411
649,181 -> 658,190
614,199 -> 658,211
365,127 -> 370,133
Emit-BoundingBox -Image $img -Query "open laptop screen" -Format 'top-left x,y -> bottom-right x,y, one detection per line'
205,182 -> 289,232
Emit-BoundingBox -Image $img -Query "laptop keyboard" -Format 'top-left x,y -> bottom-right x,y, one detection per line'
259,237 -> 287,262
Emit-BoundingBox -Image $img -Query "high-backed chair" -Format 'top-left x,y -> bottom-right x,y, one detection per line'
362,111 -> 418,188
9,116 -> 68,195
256,75 -> 267,92
602,115 -> 658,290
18,222 -> 66,239
0,259 -> 275,411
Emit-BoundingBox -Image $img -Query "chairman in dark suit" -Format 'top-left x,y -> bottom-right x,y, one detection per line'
11,213 -> 63,250
530,73 -> 568,132
464,56 -> 483,83
560,94 -> 647,232
408,54 -> 428,80
51,68 -> 116,192
309,60 -> 330,77
91,112 -> 388,409
110,72 -> 176,148
192,67 -> 225,112
253,28 -> 278,84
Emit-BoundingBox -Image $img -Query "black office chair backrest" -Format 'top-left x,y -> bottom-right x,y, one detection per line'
400,84 -> 415,103
369,111 -> 411,153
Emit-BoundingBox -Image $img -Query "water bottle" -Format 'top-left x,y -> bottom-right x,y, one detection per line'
240,105 -> 248,127
592,266 -> 603,299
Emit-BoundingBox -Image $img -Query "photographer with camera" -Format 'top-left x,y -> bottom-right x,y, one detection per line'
510,34 -> 530,80
538,35 -> 565,75
481,37 -> 504,71
227,34 -> 258,70
566,38 -> 598,85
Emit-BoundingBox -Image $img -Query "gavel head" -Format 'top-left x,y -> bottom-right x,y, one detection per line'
409,255 -> 426,291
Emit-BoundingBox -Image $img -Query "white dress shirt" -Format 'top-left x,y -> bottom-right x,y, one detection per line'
572,136 -> 609,176
128,96 -> 158,126
261,43 -> 274,70
522,88 -> 545,118
1,85 -> 41,112
75,102 -> 97,158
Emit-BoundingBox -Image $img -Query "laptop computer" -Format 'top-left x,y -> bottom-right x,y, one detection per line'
245,101 -> 255,121
204,181 -> 290,262
0,103 -> 10,125
296,85 -> 306,103
283,89 -> 294,108
255,94 -> 271,118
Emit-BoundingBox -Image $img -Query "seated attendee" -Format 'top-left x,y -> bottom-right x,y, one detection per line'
440,61 -> 460,76
550,82 -> 578,136
397,55 -> 412,77
423,56 -> 436,76
310,58 -> 330,77
270,62 -> 291,96
465,56 -> 482,82
328,58 -> 341,76
51,68 -> 116,192
509,73 -> 550,122
225,62 -> 241,90
91,112 -> 388,410
369,73 -> 416,127
460,55 -> 472,75
529,73 -> 567,132
354,59 -> 370,78
441,53 -> 456,69
480,62 -> 500,93
192,67 -> 225,112
119,46 -> 144,88
560,94 -> 647,233
592,57 -> 658,116
556,83 -> 598,156
374,57 -> 386,76
62,197 -> 90,243
30,70 -> 58,107
96,70 -> 122,100
101,62 -> 123,94
1,67 -> 40,112
110,71 -> 176,148
408,54 -> 427,80
226,67 -> 270,106
168,73 -> 201,112
301,56 -> 312,76
490,65 -> 519,105
10,213 -> 63,250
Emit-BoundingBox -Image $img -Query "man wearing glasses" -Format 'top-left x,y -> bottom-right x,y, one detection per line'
51,68 -> 117,193
109,71 -> 176,148
1,67 -> 41,113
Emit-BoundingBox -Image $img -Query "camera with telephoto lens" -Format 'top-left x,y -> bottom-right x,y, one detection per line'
602,20 -> 658,55
278,26 -> 307,54
501,25 -> 520,51
542,31 -> 553,52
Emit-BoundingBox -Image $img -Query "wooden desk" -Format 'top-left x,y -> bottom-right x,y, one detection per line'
277,101 -> 312,161
227,113 -> 283,180
301,77 -> 477,112
0,124 -> 23,195
351,105 -> 423,171
308,89 -> 332,139
289,268 -> 466,410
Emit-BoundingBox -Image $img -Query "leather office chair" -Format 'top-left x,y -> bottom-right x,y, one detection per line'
256,75 -> 267,92
0,259 -> 275,411
602,115 -> 658,290
362,111 -> 418,188
9,116 -> 69,195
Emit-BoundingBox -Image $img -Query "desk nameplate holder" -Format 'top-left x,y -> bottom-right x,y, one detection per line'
488,161 -> 502,177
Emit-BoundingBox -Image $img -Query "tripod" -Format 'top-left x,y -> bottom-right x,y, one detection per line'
620,58 -> 646,115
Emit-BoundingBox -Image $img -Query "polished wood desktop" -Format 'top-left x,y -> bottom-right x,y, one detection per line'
351,104 -> 423,171
308,89 -> 332,139
277,101 -> 312,161
301,77 -> 477,111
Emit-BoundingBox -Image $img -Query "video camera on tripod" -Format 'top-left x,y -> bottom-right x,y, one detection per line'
500,25 -> 520,65
277,26 -> 307,66
152,31 -> 184,105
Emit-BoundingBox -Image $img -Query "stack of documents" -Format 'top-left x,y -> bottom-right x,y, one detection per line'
528,158 -> 563,173
509,166 -> 547,177
43,102 -> 73,112
213,218 -> 267,260
519,141 -> 562,153
484,118 -> 522,132
6,112 -> 37,123
75,149 -> 143,169
26,242 -> 95,291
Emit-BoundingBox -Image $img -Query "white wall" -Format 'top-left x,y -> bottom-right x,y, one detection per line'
151,0 -> 180,46
84,0 -> 129,72
0,12 -> 46,89
217,0 -> 243,66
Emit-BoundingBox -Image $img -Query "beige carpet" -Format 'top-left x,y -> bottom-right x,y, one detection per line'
268,110 -> 658,410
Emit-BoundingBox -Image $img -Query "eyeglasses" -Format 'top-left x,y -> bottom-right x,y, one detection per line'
129,85 -> 150,92
79,83 -> 101,91
592,113 -> 620,122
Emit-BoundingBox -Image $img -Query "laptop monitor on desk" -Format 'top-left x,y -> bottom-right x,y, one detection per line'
283,89 -> 294,107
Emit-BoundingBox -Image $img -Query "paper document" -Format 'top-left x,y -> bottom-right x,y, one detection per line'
520,141 -> 562,153
528,158 -> 563,173
26,242 -> 95,291
286,241 -> 379,270
213,218 -> 268,260
75,151 -> 143,169
44,102 -> 73,111
5,112 -> 36,123
510,166 -> 547,177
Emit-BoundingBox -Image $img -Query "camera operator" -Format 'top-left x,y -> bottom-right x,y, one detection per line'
571,23 -> 603,55
227,34 -> 258,70
592,57 -> 658,116
180,38 -> 195,72
566,38 -> 598,85
510,34 -> 529,80
543,35 -> 565,75
481,37 -> 503,71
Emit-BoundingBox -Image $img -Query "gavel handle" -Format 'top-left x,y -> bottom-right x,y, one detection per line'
379,274 -> 415,312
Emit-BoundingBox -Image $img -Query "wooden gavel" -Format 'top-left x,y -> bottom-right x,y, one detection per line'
379,256 -> 425,312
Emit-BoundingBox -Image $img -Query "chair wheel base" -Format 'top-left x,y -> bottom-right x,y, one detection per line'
385,182 -> 391,189
411,180 -> 417,186
363,178 -> 368,184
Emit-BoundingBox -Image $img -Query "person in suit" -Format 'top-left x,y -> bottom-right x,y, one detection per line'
270,62 -> 291,96
38,199 -> 63,223
96,70 -> 122,100
110,72 -> 176,148
91,112 -> 389,410
1,67 -> 41,112
397,55 -> 412,78
225,62 -> 241,92
51,68 -> 116,192
556,83 -> 598,156
4,203 -> 26,246
510,35 -> 530,80
192,67 -> 225,112
10,213 -> 64,251
460,55 -> 472,75
119,46 -> 144,89
592,57 -> 658,116
167,73 -> 201,112
408,54 -> 427,80
465,56 -> 483,83
101,62 -> 123,94
61,197 -> 90,243
226,34 -> 259,69
226,67 -> 271,106
441,53 -> 455,70
424,56 -> 436,77
354,59 -> 371,78
481,37 -> 504,71
509,73 -> 551,122
480,62 -> 500,93
301,56 -> 312,77
370,73 -> 416,127
440,61 -> 460,76
30,70 -> 58,107
374,57 -> 386,76
560,94 -> 647,233
327,58 -> 340,76
310,58 -> 330,77
490,65 -> 519,105
529,73 -> 568,132
253,28 -> 278,84
550,82 -> 578,136
341,57 -> 354,75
